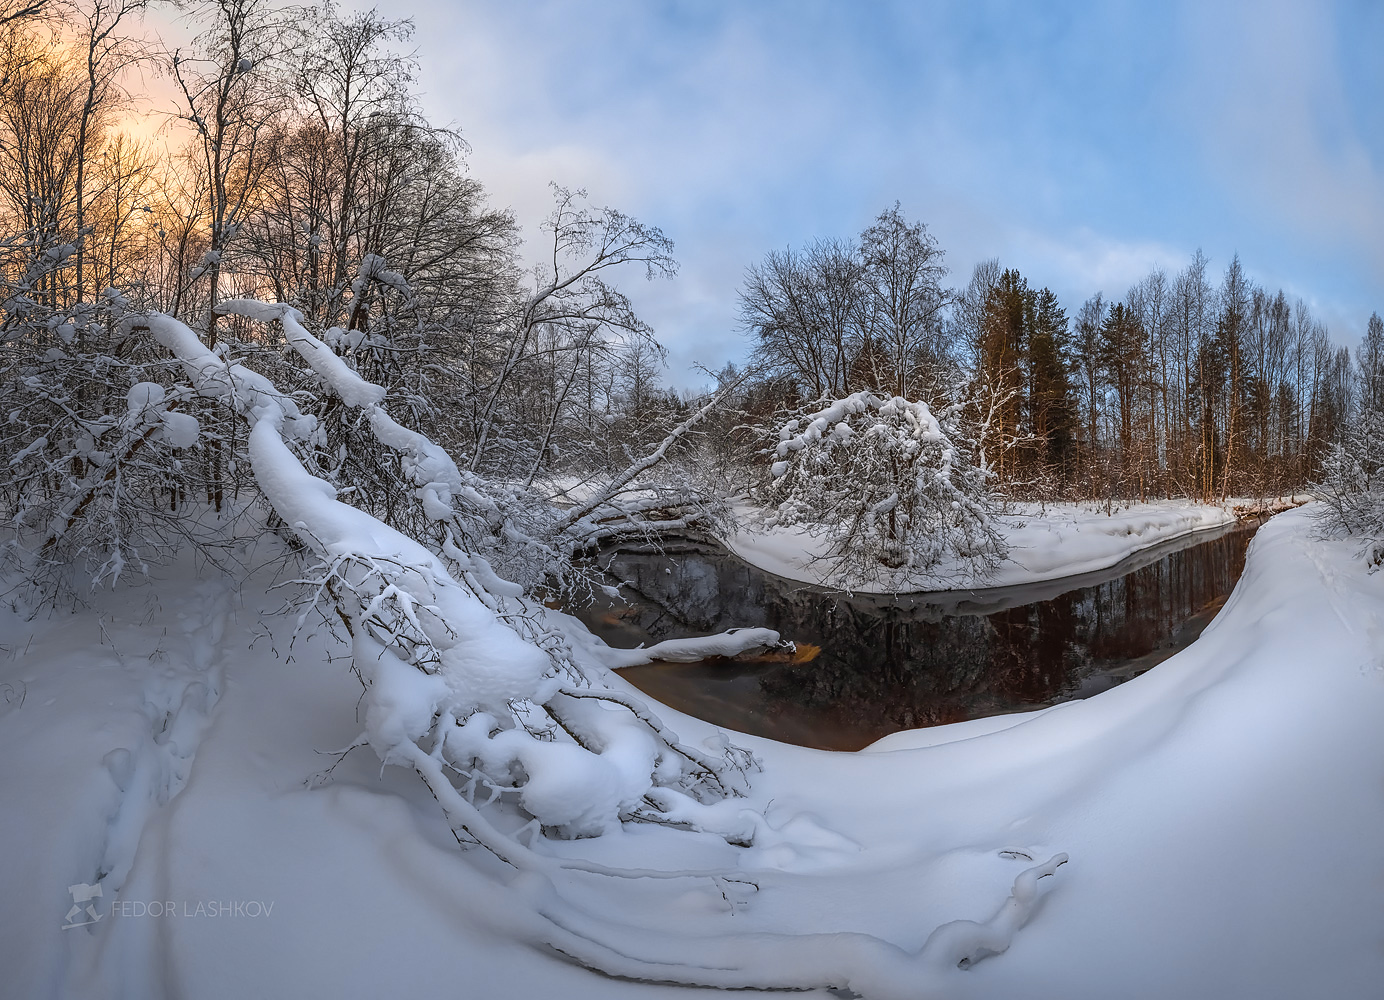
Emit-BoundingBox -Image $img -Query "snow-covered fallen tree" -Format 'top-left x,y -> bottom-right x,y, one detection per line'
765,391 -> 1007,589
93,305 -> 1068,995
141,305 -> 756,830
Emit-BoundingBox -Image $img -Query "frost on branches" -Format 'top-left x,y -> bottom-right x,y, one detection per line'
766,391 -> 1007,588
1312,314 -> 1384,570
1313,418 -> 1384,569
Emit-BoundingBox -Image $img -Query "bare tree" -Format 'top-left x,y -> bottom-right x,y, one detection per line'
744,208 -> 952,403
1169,250 -> 1211,493
0,31 -> 85,305
858,202 -> 949,399
0,0 -> 49,26
741,238 -> 865,399
168,0 -> 284,345
1071,293 -> 1105,482
468,184 -> 675,474
65,0 -> 149,305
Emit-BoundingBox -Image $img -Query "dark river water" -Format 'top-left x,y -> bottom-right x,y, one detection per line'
575,519 -> 1260,751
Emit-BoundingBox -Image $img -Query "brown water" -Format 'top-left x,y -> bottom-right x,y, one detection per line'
576,520 -> 1259,751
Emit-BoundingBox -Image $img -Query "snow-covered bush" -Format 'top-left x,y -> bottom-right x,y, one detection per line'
765,391 -> 1007,588
0,286 -> 248,596
1312,412 -> 1384,568
1311,316 -> 1384,570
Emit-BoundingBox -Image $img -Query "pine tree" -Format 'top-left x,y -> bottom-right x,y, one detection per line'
1026,288 -> 1076,485
1098,301 -> 1146,483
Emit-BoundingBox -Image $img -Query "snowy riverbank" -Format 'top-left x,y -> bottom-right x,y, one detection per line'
725,499 -> 1243,592
3,504 -> 1382,998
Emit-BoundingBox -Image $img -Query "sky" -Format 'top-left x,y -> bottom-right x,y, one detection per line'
285,2 -> 1384,386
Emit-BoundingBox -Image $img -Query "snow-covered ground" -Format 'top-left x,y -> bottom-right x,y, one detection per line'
3,504 -> 1383,998
726,499 -> 1242,592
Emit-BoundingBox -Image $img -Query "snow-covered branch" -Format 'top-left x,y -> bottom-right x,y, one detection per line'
142,307 -> 755,842
555,369 -> 751,540
600,627 -> 788,666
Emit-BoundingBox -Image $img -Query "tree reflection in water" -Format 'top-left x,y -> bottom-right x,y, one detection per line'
576,520 -> 1259,751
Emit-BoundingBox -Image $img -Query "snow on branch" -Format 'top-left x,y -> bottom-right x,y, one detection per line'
351,252 -> 411,301
601,627 -> 788,666
921,853 -> 1069,969
141,307 -> 755,838
215,297 -> 515,583
219,299 -> 385,408
141,312 -> 316,439
35,383 -> 200,558
554,369 -> 751,542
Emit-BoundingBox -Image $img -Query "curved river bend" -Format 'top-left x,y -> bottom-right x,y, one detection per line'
575,519 -> 1260,751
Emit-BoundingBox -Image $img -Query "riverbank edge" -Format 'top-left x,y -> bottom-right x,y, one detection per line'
715,497 -> 1305,596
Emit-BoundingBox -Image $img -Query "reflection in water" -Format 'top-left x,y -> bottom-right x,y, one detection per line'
575,521 -> 1259,751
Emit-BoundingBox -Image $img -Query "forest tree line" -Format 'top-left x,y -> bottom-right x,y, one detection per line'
735,213 -> 1375,505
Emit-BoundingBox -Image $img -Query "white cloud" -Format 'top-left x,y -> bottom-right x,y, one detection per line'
1177,0 -> 1384,270
1006,227 -> 1188,302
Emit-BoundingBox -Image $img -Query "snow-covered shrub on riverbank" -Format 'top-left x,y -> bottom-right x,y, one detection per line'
1313,436 -> 1384,570
1312,316 -> 1384,569
764,391 -> 1006,588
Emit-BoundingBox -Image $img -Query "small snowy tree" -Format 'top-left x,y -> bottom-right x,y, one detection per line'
1312,313 -> 1384,569
765,391 -> 1006,588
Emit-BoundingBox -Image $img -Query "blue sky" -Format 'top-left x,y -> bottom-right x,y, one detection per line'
400,0 -> 1382,386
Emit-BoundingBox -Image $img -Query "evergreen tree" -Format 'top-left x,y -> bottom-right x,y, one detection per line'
1098,300 -> 1146,479
1026,287 -> 1076,483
